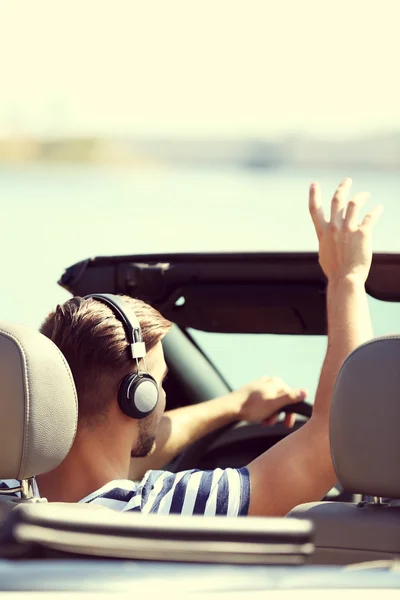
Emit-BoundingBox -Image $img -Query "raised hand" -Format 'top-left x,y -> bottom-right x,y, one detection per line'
309,177 -> 383,284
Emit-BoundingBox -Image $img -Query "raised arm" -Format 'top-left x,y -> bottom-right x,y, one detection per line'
247,178 -> 383,516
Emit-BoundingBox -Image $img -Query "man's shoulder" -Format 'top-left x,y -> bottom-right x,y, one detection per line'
79,467 -> 249,516
110,467 -> 251,517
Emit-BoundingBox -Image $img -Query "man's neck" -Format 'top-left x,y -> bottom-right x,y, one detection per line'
37,425 -> 133,503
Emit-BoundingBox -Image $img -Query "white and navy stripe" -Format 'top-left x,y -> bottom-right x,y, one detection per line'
81,468 -> 250,516
0,467 -> 250,517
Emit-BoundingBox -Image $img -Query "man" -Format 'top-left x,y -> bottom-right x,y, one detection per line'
34,177 -> 381,517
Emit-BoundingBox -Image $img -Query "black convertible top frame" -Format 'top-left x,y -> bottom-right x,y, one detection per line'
58,252 -> 400,335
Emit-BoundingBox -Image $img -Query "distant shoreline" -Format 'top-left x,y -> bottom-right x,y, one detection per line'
0,132 -> 399,171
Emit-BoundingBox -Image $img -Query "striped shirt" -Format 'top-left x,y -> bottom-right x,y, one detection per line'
0,467 -> 250,516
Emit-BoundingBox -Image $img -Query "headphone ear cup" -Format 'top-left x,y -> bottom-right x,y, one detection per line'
118,373 -> 159,419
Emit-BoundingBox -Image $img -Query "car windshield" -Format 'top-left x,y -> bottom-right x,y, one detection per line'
189,296 -> 400,400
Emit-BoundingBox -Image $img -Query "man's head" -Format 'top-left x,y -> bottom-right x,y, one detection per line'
40,295 -> 171,457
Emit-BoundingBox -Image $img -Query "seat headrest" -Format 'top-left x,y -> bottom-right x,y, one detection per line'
0,321 -> 78,481
331,336 -> 400,499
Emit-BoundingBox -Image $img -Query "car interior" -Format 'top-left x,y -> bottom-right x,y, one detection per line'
0,251 -> 399,569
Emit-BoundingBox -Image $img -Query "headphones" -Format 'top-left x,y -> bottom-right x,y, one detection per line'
84,293 -> 159,420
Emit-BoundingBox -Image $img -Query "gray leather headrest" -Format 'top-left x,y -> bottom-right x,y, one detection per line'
0,321 -> 78,480
331,336 -> 400,498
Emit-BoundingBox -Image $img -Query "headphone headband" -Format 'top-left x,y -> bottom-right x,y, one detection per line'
85,293 -> 145,360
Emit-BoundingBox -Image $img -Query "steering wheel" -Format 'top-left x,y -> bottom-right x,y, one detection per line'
168,401 -> 313,473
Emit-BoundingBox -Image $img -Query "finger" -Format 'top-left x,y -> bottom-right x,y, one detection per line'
262,415 -> 279,427
276,388 -> 308,407
344,192 -> 370,230
331,177 -> 352,225
360,205 -> 384,232
284,413 -> 296,428
309,182 -> 327,239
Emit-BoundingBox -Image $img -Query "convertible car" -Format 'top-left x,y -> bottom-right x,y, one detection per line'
0,250 -> 399,597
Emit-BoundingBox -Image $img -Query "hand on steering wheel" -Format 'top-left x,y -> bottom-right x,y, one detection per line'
232,376 -> 308,429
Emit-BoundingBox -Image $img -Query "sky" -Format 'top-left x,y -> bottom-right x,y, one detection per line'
0,0 -> 400,139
